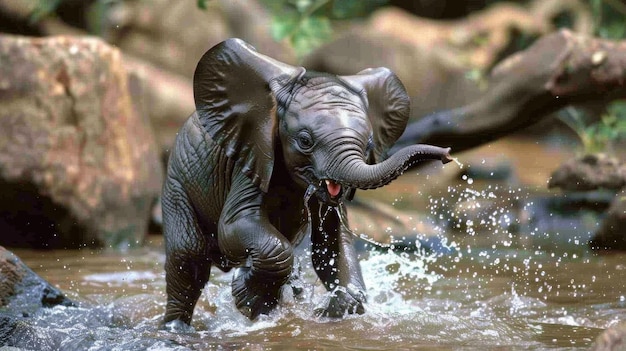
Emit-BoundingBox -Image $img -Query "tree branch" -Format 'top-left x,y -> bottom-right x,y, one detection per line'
391,29 -> 626,154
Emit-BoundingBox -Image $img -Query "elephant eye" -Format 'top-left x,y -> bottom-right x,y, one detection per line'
296,131 -> 314,150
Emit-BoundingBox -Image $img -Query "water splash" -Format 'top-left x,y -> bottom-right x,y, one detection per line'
451,157 -> 464,169
334,202 -> 394,251
302,183 -> 318,224
428,180 -> 528,241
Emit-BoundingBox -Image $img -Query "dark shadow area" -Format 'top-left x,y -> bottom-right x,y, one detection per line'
0,11 -> 41,36
0,179 -> 92,249
389,0 -> 492,19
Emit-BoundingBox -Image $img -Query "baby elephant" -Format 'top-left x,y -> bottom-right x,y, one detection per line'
162,38 -> 452,325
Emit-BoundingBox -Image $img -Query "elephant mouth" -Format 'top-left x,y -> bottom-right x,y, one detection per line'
296,168 -> 349,206
305,179 -> 344,206
324,179 -> 342,199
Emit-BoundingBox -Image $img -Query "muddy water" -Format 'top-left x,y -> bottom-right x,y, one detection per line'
10,138 -> 626,350
13,236 -> 626,350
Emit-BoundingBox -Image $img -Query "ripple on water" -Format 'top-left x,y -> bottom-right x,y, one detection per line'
10,244 -> 620,350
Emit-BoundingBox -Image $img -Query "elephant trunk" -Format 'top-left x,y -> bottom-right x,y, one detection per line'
327,144 -> 453,191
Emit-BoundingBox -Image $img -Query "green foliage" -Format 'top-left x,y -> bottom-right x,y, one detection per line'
559,103 -> 626,154
197,0 -> 210,10
589,0 -> 626,39
260,0 -> 387,58
29,0 -> 64,24
554,1 -> 626,154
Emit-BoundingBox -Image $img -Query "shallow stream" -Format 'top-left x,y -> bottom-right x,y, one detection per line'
13,232 -> 626,350
9,139 -> 626,350
13,206 -> 626,349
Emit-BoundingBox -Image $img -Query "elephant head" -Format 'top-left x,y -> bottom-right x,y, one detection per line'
194,38 -> 452,204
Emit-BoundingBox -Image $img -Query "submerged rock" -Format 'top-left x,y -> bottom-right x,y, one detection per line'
590,189 -> 626,250
548,153 -> 626,191
0,315 -> 65,351
549,153 -> 626,251
591,321 -> 626,351
0,35 -> 163,249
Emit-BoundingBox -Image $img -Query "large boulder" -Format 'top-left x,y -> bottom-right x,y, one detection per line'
303,29 -> 479,120
100,0 -> 229,79
0,35 -> 163,249
123,56 -> 194,161
101,0 -> 296,78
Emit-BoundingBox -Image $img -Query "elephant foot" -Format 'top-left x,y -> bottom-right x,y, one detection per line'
231,267 -> 282,320
161,319 -> 196,333
314,286 -> 366,318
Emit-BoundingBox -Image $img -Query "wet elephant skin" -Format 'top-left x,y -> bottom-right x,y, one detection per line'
161,38 -> 452,325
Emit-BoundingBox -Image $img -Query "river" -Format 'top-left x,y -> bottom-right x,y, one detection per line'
9,138 -> 626,350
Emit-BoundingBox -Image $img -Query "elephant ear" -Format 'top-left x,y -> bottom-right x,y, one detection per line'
194,38 -> 301,192
341,68 -> 410,163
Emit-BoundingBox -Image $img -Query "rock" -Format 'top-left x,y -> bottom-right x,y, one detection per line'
548,154 -> 626,191
521,193 -> 608,247
148,194 -> 163,234
591,322 -> 626,351
123,55 -> 194,158
0,35 -> 163,249
590,189 -> 626,250
101,0 -> 230,78
304,2 -> 593,123
547,153 -> 626,251
0,245 -> 74,349
548,154 -> 626,250
302,4 -> 543,120
448,196 -> 522,234
0,246 -> 74,310
303,30 -> 479,119
0,315 -> 65,351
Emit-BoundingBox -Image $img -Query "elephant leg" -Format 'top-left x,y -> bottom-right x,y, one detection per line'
310,200 -> 366,317
163,253 -> 212,326
219,174 -> 294,320
161,181 -> 212,326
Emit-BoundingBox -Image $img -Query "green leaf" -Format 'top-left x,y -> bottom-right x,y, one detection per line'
29,0 -> 64,24
270,12 -> 300,41
298,15 -> 331,38
260,0 -> 389,59
197,0 -> 209,10
289,15 -> 331,56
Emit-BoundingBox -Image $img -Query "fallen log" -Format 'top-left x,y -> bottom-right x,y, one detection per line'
392,30 -> 626,154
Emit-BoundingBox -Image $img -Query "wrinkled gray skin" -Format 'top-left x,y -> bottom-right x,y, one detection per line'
162,38 -> 452,326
